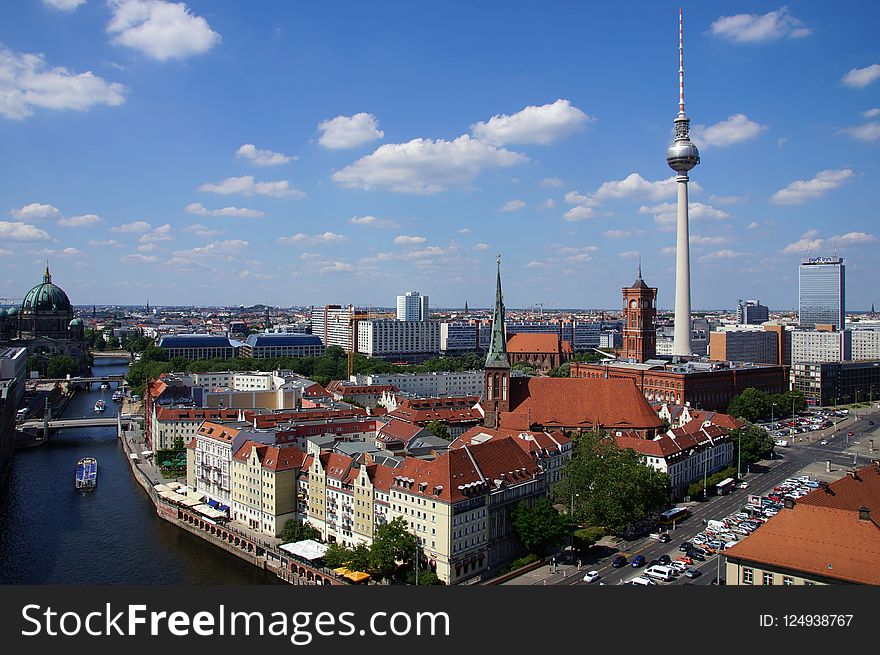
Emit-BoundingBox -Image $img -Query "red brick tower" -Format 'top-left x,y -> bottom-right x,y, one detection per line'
622,264 -> 657,363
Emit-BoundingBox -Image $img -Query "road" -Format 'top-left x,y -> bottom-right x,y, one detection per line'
537,407 -> 880,587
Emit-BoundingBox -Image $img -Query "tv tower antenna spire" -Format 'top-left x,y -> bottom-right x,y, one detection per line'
679,7 -> 686,117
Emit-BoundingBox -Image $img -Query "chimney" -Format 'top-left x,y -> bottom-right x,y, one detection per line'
819,481 -> 832,494
847,470 -> 860,480
858,506 -> 870,521
783,496 -> 795,509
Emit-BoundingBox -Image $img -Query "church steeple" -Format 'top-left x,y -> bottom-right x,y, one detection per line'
483,255 -> 510,427
43,262 -> 51,284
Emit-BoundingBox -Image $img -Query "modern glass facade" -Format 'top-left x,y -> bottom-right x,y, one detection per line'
798,258 -> 845,329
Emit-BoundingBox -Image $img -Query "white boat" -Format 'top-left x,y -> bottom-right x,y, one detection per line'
94,399 -> 106,413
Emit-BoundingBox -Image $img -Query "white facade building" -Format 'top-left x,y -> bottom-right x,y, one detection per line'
851,329 -> 880,361
397,291 -> 429,321
352,370 -> 484,398
791,330 -> 852,364
356,320 -> 440,359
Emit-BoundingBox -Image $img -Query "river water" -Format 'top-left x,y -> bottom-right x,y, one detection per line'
0,358 -> 277,584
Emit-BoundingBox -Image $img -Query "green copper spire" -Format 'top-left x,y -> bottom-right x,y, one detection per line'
485,255 -> 510,369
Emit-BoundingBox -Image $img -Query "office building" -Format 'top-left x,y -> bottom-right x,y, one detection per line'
397,291 -> 429,321
790,360 -> 880,406
156,334 -> 243,361
737,299 -> 769,325
799,257 -> 845,330
356,319 -> 440,362
791,330 -> 852,365
240,333 -> 325,359
852,329 -> 880,361
709,328 -> 779,365
351,371 -> 485,398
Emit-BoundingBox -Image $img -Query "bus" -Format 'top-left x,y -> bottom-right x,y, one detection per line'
715,478 -> 735,495
658,507 -> 690,526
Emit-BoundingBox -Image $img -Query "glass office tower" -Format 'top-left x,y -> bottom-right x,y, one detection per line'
799,257 -> 845,329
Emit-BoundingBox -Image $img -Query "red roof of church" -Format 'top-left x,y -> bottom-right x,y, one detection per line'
506,333 -> 562,354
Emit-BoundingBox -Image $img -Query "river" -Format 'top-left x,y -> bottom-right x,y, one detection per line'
0,358 -> 277,584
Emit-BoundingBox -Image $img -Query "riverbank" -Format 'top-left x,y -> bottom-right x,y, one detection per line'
116,416 -> 347,586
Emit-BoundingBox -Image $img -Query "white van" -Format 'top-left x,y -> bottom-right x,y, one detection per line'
626,576 -> 656,586
644,565 -> 676,582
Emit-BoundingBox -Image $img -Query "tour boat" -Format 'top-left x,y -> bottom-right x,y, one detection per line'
75,457 -> 98,490
100,381 -> 110,389
94,399 -> 106,413
111,389 -> 123,402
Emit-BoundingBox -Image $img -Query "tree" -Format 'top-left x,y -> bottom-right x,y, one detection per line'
371,517 -> 419,579
727,388 -> 771,423
425,420 -> 451,441
548,363 -> 571,378
511,361 -> 538,375
554,432 -> 670,534
46,355 -> 78,378
140,345 -> 168,363
323,543 -> 356,569
511,498 -> 573,554
279,520 -> 320,545
730,421 -> 775,465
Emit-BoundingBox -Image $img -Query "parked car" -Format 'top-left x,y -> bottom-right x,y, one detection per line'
658,554 -> 671,565
626,576 -> 656,586
612,555 -> 628,568
679,542 -> 692,552
685,569 -> 703,579
631,555 -> 646,568
686,550 -> 706,561
583,570 -> 601,584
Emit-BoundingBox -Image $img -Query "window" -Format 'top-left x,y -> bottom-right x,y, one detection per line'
782,577 -> 794,586
762,572 -> 773,586
743,568 -> 753,585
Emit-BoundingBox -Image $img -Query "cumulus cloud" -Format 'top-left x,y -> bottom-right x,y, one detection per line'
349,215 -> 398,228
0,221 -> 52,241
562,206 -> 596,222
594,173 -> 693,201
10,203 -> 62,221
58,213 -> 102,227
770,169 -> 853,205
182,223 -> 223,238
0,46 -> 125,120
88,239 -> 124,247
619,250 -> 640,259
332,135 -> 526,194
173,239 -> 248,259
29,247 -> 83,257
747,222 -> 760,229
783,230 -> 824,254
139,223 -> 173,242
136,242 -> 157,252
318,112 -> 384,149
690,234 -> 728,245
393,235 -> 427,246
121,253 -> 159,264
235,143 -> 295,166
185,202 -> 264,218
457,228 -> 471,235
839,123 -> 880,142
539,199 -> 556,210
863,108 -> 880,119
698,249 -> 744,262
639,202 -> 729,229
106,0 -> 221,62
42,0 -> 87,10
691,114 -> 768,148
526,260 -> 548,268
829,231 -> 876,246
198,175 -> 305,198
710,7 -> 811,43
470,99 -> 591,146
473,243 -> 489,251
604,229 -> 645,239
842,64 -> 880,89
498,199 -> 525,212
278,232 -> 347,246
110,220 -> 151,233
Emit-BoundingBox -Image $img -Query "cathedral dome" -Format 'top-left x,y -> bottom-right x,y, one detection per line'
21,267 -> 72,314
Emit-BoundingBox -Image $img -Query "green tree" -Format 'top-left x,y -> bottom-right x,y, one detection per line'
547,363 -> 571,378
425,420 -> 451,441
371,517 -> 419,579
511,361 -> 538,375
46,355 -> 79,378
511,498 -> 573,554
323,543 -> 356,569
730,421 -> 775,465
279,520 -> 320,545
726,387 -> 771,423
554,432 -> 670,534
141,345 -> 169,363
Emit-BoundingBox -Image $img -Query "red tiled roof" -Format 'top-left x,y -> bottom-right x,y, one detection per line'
196,421 -> 241,444
389,406 -> 483,426
233,441 -> 306,472
377,418 -> 423,442
396,396 -> 479,411
155,407 -> 239,422
499,377 -> 664,431
798,463 -> 880,512
506,333 -> 562,354
327,381 -> 398,395
454,425 -> 571,458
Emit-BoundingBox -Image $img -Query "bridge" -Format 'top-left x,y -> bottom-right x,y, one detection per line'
19,417 -> 133,430
30,375 -> 127,385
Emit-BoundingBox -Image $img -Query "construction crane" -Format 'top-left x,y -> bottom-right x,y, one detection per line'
535,303 -> 545,317
337,306 -> 395,379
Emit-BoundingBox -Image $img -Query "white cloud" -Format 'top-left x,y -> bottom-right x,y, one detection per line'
278,232 -> 347,246
198,175 -> 305,198
770,169 -> 853,205
842,64 -> 880,89
863,108 -> 880,119
619,250 -> 640,259
318,112 -> 384,149
783,230 -> 824,254
332,134 -> 526,193
594,173 -> 692,201
604,229 -> 645,239
660,246 -> 676,255
498,199 -> 525,212
471,99 -> 591,146
316,260 -> 354,273
473,243 -> 489,251
541,177 -> 563,187
747,222 -> 760,229
0,221 -> 52,241
0,46 -> 125,120
121,253 -> 159,264
349,215 -> 398,228
185,202 -> 264,218
710,7 -> 811,43
139,223 -> 173,242
526,260 -> 548,268
173,239 -> 248,258
88,239 -> 124,247
393,235 -> 427,246
691,114 -> 768,148
106,0 -> 220,62
29,247 -> 83,257
42,0 -> 87,10
840,123 -> 880,142
690,234 -> 728,245
539,199 -> 556,210
59,213 -> 102,227
238,270 -> 273,280
699,249 -> 744,262
640,201 -> 729,228
457,228 -> 471,235
110,220 -> 151,233
182,223 -> 223,238
829,232 -> 876,246
562,206 -> 597,222
136,242 -> 157,252
10,203 -> 62,221
235,143 -> 295,166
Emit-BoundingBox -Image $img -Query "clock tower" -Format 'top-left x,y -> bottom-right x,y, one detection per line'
622,263 -> 657,363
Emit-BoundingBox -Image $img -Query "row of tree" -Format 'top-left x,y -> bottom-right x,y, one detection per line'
726,388 -> 808,424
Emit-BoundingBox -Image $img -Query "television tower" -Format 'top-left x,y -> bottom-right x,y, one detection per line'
666,8 -> 700,357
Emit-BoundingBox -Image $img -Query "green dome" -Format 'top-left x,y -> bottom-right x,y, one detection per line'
21,267 -> 72,314
69,318 -> 83,327
7,306 -> 18,316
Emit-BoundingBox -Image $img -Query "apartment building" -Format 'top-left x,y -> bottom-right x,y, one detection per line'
356,319 -> 440,361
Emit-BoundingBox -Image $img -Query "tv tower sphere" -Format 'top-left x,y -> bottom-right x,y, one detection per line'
666,127 -> 700,173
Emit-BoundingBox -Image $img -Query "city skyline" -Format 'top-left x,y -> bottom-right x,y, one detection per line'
1,1 -> 878,309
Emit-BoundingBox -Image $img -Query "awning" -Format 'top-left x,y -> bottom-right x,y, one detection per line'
279,539 -> 328,561
334,567 -> 370,583
154,484 -> 171,492
207,499 -> 219,508
192,504 -> 226,519
218,504 -> 229,512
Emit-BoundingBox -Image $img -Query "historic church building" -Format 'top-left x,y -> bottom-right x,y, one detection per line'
0,266 -> 89,375
479,258 -> 664,438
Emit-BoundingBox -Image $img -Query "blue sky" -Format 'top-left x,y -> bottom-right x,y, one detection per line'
0,1 -> 878,311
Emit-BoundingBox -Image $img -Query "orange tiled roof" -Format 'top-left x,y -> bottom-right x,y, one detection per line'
506,333 -> 562,354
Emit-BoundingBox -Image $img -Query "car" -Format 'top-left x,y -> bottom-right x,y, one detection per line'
669,561 -> 689,573
658,554 -> 671,565
612,555 -> 628,568
686,550 -> 706,561
848,431 -> 854,437
679,542 -> 692,552
626,576 -> 657,586
685,569 -> 703,579
676,556 -> 693,566
820,440 -> 828,445
658,533 -> 671,543
631,555 -> 646,568
583,570 -> 601,584
737,482 -> 749,489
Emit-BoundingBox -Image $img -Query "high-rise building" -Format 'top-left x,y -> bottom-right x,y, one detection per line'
396,291 -> 429,321
799,257 -> 845,330
736,299 -> 769,325
666,9 -> 700,357
621,265 -> 657,363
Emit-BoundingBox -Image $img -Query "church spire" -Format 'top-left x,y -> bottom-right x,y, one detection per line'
485,255 -> 509,369
43,261 -> 51,284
